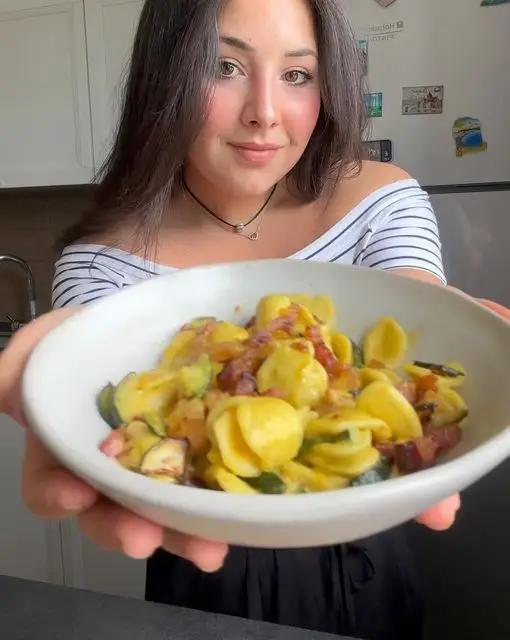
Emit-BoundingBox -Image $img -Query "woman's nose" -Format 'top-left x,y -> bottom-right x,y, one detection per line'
241,77 -> 280,130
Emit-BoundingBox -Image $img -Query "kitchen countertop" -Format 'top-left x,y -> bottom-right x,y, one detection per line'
0,575 -> 357,640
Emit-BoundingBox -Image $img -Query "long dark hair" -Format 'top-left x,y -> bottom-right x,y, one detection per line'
61,0 -> 368,254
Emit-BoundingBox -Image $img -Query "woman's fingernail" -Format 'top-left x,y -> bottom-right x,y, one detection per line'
121,540 -> 153,560
196,557 -> 225,573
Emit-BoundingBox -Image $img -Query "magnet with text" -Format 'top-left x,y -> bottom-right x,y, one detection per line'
402,86 -> 444,115
481,0 -> 510,6
452,117 -> 488,157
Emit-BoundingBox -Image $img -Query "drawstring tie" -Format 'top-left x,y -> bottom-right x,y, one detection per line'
336,543 -> 376,633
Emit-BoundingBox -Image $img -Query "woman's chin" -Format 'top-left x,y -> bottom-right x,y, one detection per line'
217,170 -> 284,198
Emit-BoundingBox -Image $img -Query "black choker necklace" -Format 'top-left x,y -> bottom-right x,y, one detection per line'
183,179 -> 277,241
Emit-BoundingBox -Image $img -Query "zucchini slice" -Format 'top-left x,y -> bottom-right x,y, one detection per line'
245,472 -> 287,494
351,340 -> 365,368
430,387 -> 469,428
413,361 -> 466,379
177,354 -> 213,398
140,438 -> 188,479
299,434 -> 344,458
113,370 -> 177,436
351,456 -> 391,487
97,383 -> 122,428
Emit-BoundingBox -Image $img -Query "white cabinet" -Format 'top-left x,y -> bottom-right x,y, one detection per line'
84,0 -> 143,171
60,519 -> 146,598
0,0 -> 94,187
0,411 -> 145,596
0,415 -> 63,584
0,0 -> 143,188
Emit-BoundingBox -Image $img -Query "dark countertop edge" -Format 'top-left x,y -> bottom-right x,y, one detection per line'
0,575 -> 354,640
425,181 -> 510,194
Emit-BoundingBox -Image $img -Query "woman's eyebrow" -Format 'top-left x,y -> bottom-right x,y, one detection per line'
285,47 -> 318,59
220,35 -> 317,59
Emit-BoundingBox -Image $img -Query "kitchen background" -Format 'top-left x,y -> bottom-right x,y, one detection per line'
1,1 -> 509,639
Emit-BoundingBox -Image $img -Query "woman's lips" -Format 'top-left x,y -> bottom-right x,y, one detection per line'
230,143 -> 282,165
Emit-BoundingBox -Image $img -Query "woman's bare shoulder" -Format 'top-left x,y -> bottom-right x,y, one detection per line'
74,227 -> 134,250
343,160 -> 413,195
357,160 -> 412,188
326,161 -> 415,219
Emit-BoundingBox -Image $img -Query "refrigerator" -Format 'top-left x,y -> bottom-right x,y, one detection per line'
343,3 -> 510,639
344,0 -> 510,188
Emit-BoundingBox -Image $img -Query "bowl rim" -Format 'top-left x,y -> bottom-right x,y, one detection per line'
22,259 -> 510,524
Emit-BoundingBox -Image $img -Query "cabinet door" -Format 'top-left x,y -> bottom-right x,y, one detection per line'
84,0 -> 143,172
0,0 -> 94,187
0,415 -> 64,584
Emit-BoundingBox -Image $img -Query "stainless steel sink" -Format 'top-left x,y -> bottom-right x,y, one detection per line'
0,255 -> 37,350
0,332 -> 12,351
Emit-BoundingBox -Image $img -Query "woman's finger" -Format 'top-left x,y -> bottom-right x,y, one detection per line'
478,299 -> 510,321
162,530 -> 229,572
25,430 -> 228,569
78,496 -> 228,570
415,493 -> 461,531
22,431 -> 98,518
78,499 -> 164,559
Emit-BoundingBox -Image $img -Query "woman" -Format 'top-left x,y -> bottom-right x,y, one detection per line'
2,0 -> 508,638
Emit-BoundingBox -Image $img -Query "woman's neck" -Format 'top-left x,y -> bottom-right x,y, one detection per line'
182,164 -> 283,226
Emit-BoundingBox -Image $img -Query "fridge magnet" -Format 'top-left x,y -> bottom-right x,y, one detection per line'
374,0 -> 397,6
402,86 -> 444,115
452,117 -> 488,157
481,0 -> 510,6
365,92 -> 383,118
357,40 -> 369,75
365,20 -> 404,42
363,140 -> 393,162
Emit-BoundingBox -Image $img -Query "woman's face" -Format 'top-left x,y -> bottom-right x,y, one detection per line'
187,0 -> 322,197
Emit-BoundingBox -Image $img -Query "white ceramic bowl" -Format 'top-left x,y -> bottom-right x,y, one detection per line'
22,260 -> 510,548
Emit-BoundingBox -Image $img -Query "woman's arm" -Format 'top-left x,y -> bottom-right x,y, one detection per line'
389,267 -> 444,286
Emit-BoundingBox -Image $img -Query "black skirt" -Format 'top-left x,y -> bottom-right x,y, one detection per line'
145,524 -> 422,640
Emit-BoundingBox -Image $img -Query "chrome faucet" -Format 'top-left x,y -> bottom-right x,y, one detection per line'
0,254 -> 37,327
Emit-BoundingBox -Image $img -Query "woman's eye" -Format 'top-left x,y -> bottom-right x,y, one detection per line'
218,61 -> 238,78
284,70 -> 312,86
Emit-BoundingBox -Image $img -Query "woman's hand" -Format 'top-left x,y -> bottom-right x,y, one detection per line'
415,297 -> 510,531
0,309 -> 228,572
